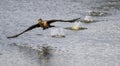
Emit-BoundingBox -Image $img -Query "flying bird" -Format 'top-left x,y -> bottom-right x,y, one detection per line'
7,18 -> 80,38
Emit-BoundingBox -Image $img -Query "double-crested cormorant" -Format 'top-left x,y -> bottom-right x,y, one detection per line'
7,18 -> 80,38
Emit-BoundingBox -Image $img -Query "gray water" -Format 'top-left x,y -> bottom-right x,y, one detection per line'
0,0 -> 120,66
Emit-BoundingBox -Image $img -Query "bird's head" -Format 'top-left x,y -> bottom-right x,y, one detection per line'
38,18 -> 42,23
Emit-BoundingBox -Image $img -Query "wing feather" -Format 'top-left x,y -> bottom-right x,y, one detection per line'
47,17 -> 80,24
7,23 -> 40,38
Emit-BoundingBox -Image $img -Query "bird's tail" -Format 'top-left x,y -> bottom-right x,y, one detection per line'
7,23 -> 40,39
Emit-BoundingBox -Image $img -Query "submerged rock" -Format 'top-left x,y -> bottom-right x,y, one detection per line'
38,45 -> 53,60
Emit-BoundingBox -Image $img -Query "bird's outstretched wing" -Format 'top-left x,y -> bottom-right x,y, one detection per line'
47,17 -> 80,24
7,23 -> 40,39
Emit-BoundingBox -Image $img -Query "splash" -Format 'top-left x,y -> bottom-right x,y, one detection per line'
83,16 -> 94,22
65,21 -> 87,31
72,21 -> 80,30
50,28 -> 65,38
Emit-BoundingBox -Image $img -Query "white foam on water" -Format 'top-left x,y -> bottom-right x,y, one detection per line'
50,28 -> 65,37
